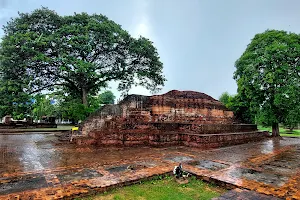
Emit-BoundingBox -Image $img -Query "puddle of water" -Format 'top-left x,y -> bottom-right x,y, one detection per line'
260,146 -> 300,175
106,165 -> 130,173
57,169 -> 103,182
188,160 -> 229,171
106,163 -> 149,173
229,168 -> 289,187
164,156 -> 193,163
134,161 -> 157,168
261,164 -> 294,175
0,174 -> 47,195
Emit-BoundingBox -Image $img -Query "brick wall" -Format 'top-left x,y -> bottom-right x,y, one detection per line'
75,128 -> 268,148
80,104 -> 122,136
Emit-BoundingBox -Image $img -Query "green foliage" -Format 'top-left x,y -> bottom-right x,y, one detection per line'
52,90 -> 115,122
258,125 -> 300,137
0,80 -> 33,119
98,91 -> 115,105
0,7 -> 165,106
27,89 -> 115,122
234,30 -> 300,135
219,92 -> 231,106
228,94 -> 256,124
58,98 -> 89,122
32,94 -> 57,120
219,92 -> 255,124
283,106 -> 300,131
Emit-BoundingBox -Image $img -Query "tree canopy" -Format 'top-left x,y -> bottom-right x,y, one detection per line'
30,90 -> 115,122
0,7 -> 165,107
234,30 -> 300,136
32,94 -> 57,120
0,79 -> 32,119
54,90 -> 116,122
219,92 -> 255,124
218,92 -> 231,107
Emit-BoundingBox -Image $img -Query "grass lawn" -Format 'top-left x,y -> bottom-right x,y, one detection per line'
79,176 -> 225,200
258,125 -> 300,137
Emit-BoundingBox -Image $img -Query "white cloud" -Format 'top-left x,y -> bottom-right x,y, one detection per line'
134,21 -> 149,38
131,0 -> 152,39
109,0 -> 154,100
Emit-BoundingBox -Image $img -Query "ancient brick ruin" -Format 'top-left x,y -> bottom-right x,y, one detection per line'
76,90 -> 268,148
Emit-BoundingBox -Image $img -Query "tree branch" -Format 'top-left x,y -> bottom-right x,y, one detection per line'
29,83 -> 66,94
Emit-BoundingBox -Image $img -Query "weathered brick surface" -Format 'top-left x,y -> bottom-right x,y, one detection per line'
76,130 -> 269,148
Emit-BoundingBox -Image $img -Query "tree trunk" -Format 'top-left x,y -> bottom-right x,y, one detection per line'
82,88 -> 88,106
272,123 -> 280,137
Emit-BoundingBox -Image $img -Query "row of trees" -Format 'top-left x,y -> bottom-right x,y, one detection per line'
1,8 -> 299,134
0,89 -> 115,122
31,90 -> 115,122
0,8 -> 165,121
220,30 -> 300,136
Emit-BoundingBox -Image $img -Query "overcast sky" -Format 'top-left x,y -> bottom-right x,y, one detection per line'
1,0 -> 300,100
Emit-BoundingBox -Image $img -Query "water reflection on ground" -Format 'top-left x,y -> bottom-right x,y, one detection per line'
0,134 -> 299,199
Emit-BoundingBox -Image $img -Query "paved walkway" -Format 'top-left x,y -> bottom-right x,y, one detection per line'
0,134 -> 300,199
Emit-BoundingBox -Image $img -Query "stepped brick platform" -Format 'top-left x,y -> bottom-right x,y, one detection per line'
76,90 -> 268,147
76,130 -> 268,148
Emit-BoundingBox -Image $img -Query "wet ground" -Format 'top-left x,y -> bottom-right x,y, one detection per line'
0,133 -> 300,199
213,188 -> 282,200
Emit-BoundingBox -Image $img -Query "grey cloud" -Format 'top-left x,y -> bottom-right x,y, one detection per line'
1,0 -> 300,99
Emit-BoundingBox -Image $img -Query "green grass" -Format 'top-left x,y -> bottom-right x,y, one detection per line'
258,125 -> 300,137
79,176 -> 225,200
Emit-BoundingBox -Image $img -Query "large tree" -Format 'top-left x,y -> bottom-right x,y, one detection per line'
234,30 -> 300,136
0,8 -> 165,106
